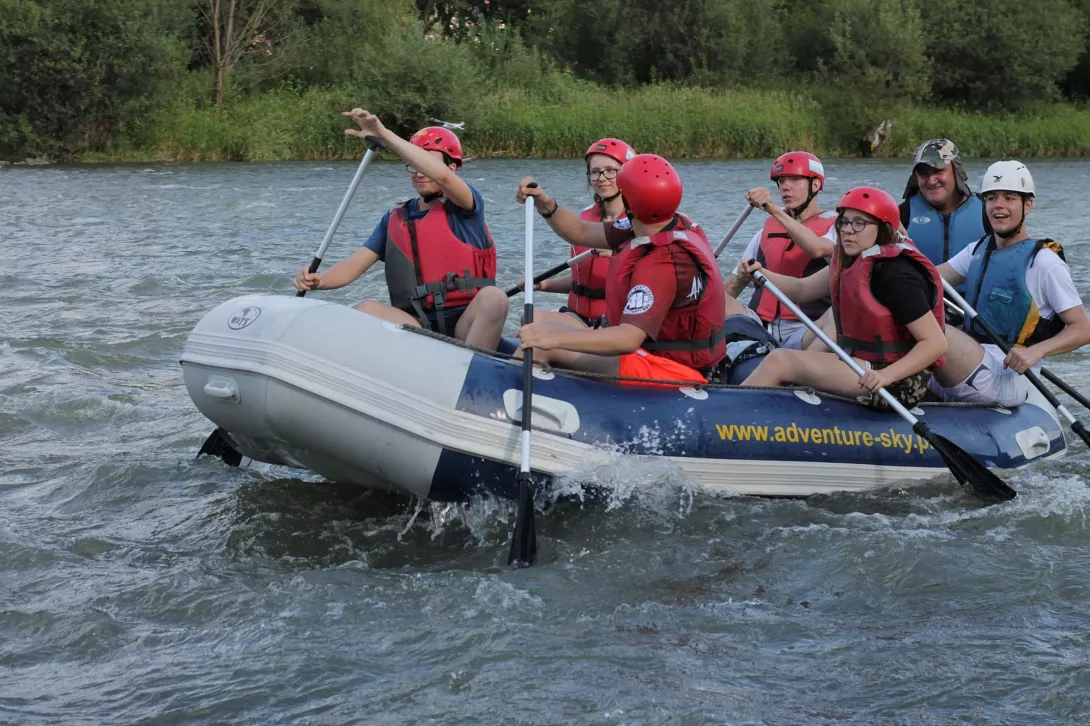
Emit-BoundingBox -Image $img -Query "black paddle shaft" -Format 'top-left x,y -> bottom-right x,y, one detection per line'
965,310 -> 1090,448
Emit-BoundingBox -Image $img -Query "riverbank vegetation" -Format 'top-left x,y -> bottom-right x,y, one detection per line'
4,0 -> 1090,162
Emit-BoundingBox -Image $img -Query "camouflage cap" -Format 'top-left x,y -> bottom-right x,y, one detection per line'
903,138 -> 972,200
913,138 -> 960,169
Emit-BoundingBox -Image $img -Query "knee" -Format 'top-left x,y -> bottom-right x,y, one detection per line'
355,300 -> 382,314
473,287 -> 509,317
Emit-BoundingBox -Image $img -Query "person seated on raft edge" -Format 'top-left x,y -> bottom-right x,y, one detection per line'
927,160 -> 1090,408
736,186 -> 949,410
514,154 -> 728,386
292,108 -> 509,350
520,138 -> 636,330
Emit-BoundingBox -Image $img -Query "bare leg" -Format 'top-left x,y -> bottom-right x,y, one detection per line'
724,294 -> 749,319
741,348 -> 870,399
932,326 -> 985,388
522,308 -> 589,330
455,286 -> 509,349
801,308 -> 836,352
356,300 -> 421,327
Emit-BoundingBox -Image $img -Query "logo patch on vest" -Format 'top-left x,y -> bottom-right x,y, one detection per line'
911,216 -> 931,225
624,285 -> 655,315
613,218 -> 632,230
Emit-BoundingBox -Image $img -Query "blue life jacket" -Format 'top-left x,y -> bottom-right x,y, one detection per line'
962,235 -> 1066,347
906,194 -> 986,266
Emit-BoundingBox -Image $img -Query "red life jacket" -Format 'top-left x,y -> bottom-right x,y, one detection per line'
567,205 -> 615,322
830,240 -> 947,367
605,215 -> 727,373
383,200 -> 496,331
748,211 -> 837,323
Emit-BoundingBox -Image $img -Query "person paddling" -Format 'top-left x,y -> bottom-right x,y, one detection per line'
292,109 -> 509,349
723,151 -> 838,350
929,160 -> 1090,406
900,138 -> 989,266
525,138 -> 635,330
515,154 -> 726,385
738,187 -> 948,409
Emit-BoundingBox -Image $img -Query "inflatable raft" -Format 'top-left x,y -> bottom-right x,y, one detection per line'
181,295 -> 1067,501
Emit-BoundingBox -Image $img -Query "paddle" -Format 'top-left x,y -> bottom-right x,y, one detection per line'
297,136 -> 386,297
505,249 -> 595,297
508,184 -> 540,567
713,205 -> 755,258
941,280 -> 1090,448
751,269 -> 1016,503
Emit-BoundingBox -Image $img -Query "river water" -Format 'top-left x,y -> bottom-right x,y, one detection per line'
3,157 -> 1090,724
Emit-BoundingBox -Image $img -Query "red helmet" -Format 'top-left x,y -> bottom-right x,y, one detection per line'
616,154 -> 683,224
584,138 -> 636,166
836,187 -> 899,227
770,151 -> 825,188
411,127 -> 463,167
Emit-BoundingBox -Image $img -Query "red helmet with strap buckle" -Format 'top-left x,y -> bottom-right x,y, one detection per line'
770,151 -> 825,188
584,138 -> 636,166
836,186 -> 899,227
616,154 -> 683,224
411,127 -> 463,167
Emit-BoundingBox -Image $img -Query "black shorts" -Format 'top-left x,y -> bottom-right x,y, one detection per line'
421,305 -> 468,336
558,306 -> 606,329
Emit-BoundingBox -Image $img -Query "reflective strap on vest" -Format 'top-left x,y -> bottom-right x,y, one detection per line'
570,281 -> 606,300
644,326 -> 726,352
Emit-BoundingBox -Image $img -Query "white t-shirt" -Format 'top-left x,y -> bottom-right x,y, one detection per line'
947,240 -> 1083,319
731,222 -> 838,282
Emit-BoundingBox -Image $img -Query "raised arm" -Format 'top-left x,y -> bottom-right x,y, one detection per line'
747,187 -> 834,259
515,177 -> 611,250
342,109 -> 475,211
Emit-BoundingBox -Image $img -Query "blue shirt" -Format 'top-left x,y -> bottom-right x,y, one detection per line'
363,185 -> 489,260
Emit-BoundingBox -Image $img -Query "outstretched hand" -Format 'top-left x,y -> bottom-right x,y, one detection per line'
342,108 -> 386,140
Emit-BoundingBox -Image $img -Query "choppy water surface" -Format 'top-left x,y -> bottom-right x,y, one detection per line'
3,158 -> 1090,724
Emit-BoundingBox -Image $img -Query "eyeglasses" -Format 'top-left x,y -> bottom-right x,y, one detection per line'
835,216 -> 879,233
587,167 -> 620,181
405,164 -> 422,175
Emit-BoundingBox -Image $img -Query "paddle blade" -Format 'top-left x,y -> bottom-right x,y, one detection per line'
913,422 -> 1016,503
196,427 -> 242,467
507,474 -> 538,567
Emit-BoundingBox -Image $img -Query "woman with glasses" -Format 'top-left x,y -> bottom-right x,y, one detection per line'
293,110 -> 509,349
527,138 -> 635,330
737,187 -> 948,409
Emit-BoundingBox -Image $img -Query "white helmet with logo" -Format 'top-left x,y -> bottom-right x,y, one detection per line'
980,160 -> 1035,197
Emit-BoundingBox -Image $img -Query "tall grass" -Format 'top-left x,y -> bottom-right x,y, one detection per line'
82,84 -> 1090,163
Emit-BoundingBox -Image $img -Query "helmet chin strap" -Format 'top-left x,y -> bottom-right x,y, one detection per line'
419,191 -> 444,204
786,179 -> 820,218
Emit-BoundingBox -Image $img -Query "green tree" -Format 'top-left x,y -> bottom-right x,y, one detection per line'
921,0 -> 1087,108
0,0 -> 187,159
1064,0 -> 1090,99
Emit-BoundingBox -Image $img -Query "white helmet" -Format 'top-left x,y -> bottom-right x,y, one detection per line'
980,160 -> 1035,197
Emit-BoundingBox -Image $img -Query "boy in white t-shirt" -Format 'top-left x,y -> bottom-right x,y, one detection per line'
929,160 -> 1090,406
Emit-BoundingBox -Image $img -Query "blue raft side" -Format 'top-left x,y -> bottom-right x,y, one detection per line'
425,349 -> 1064,500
